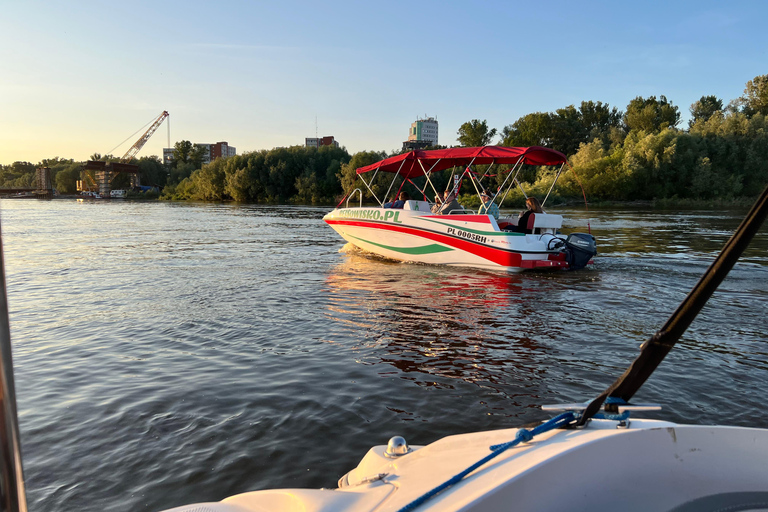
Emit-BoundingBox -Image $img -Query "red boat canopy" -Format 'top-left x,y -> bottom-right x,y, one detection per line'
355,146 -> 567,179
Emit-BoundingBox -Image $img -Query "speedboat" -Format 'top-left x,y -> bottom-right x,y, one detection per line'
323,146 -> 597,271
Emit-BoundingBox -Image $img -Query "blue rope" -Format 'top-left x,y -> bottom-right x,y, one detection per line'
597,397 -> 630,421
593,410 -> 630,421
396,412 -> 577,512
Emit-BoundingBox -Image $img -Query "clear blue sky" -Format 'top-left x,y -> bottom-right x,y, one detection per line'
1,0 -> 766,165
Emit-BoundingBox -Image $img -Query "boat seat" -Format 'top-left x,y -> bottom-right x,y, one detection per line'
403,200 -> 431,212
497,216 -> 518,231
532,213 -> 563,234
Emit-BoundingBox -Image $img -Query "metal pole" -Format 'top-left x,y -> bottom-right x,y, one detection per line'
577,182 -> 768,425
0,215 -> 27,512
542,163 -> 565,207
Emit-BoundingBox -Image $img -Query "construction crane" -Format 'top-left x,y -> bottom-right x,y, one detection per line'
121,110 -> 169,163
80,110 -> 170,195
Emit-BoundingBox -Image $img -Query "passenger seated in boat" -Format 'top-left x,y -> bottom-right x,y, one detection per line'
514,196 -> 544,234
384,191 -> 410,209
431,190 -> 462,214
478,191 -> 499,219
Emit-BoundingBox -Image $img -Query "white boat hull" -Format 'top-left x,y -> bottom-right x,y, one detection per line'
323,202 -> 575,271
164,418 -> 768,512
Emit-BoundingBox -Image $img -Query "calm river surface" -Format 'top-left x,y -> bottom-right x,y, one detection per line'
1,199 -> 767,511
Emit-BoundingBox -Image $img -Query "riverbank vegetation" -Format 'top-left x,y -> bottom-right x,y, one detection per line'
3,75 -> 766,206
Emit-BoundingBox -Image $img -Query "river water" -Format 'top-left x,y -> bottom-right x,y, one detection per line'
1,199 -> 767,511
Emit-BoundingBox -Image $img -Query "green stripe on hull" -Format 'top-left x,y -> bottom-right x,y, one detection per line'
349,234 -> 454,255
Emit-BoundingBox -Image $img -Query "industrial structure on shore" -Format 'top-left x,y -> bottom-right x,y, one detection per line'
79,111 -> 169,198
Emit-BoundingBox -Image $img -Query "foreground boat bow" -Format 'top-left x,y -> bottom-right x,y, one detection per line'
163,418 -> 768,512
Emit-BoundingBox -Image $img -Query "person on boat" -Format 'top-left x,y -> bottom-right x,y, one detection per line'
515,196 -> 544,233
478,191 -> 500,220
432,190 -> 462,214
384,191 -> 410,209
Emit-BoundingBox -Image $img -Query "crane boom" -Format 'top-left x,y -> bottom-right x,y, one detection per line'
121,111 -> 169,162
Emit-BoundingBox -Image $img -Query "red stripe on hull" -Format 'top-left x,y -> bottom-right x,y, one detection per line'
326,219 -> 553,268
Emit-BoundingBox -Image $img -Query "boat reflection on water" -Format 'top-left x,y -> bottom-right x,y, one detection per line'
322,244 -> 590,410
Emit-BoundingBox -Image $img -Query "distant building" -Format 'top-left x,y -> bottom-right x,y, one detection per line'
305,136 -> 340,148
402,140 -> 432,152
407,116 -> 438,146
208,141 -> 237,161
163,141 -> 236,165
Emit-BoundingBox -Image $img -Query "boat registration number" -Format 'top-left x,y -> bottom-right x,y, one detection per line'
447,227 -> 487,244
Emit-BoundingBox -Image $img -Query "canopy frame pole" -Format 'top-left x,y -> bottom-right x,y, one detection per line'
445,156 -> 479,198
382,159 -> 408,205
359,173 -> 382,206
366,166 -> 382,204
542,163 -> 566,207
515,178 -> 529,198
446,168 -> 456,194
467,166 -> 483,199
476,161 -> 496,183
482,161 -> 499,202
406,178 -> 428,201
466,160 -> 492,201
409,161 -> 431,201
499,177 -> 529,208
420,159 -> 442,203
463,157 -> 479,195
497,157 -> 527,207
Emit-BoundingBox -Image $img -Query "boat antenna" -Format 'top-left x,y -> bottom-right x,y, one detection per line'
577,183 -> 768,425
0,216 -> 28,511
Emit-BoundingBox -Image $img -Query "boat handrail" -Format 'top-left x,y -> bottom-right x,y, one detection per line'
346,189 -> 363,208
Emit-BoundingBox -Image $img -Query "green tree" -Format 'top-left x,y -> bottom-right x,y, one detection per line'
224,158 -> 258,202
740,74 -> 768,117
136,156 -> 167,188
190,144 -> 208,169
624,95 -> 681,133
161,145 -> 351,203
502,101 -> 623,156
338,150 -> 388,200
501,112 -> 552,147
689,95 -> 723,127
457,119 -> 497,146
578,100 -> 624,142
0,162 -> 35,187
171,140 -> 194,168
549,105 -> 586,156
168,161 -> 196,185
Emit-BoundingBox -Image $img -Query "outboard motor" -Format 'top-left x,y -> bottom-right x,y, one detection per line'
564,233 -> 597,270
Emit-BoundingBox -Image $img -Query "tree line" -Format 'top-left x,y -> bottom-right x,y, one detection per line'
454,75 -> 768,202
3,74 -> 766,204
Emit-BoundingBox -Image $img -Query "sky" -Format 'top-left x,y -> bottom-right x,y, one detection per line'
1,0 -> 767,165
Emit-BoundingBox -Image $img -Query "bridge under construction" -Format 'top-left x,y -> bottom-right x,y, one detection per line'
79,111 -> 169,197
